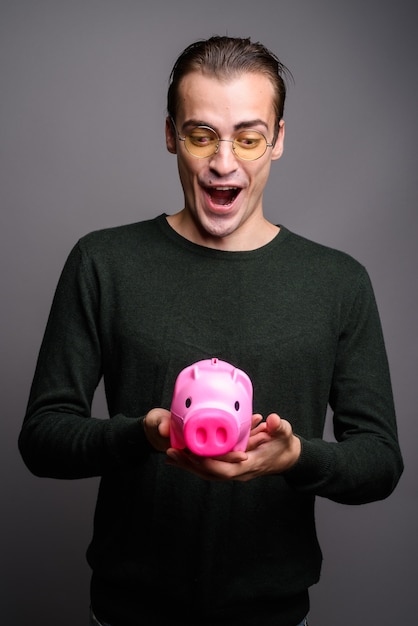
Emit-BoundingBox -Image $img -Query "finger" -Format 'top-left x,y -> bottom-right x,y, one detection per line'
251,413 -> 264,429
246,431 -> 271,450
250,422 -> 268,437
213,450 -> 248,463
158,420 -> 171,438
266,412 -> 282,433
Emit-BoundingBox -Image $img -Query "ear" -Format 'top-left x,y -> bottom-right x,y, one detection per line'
165,116 -> 177,155
271,119 -> 285,161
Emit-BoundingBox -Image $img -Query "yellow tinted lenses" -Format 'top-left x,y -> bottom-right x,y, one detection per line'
184,127 -> 269,160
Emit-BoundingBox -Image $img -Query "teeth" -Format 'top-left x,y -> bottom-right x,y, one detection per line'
207,186 -> 240,207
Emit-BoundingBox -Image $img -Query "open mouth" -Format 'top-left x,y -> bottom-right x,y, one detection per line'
205,186 -> 241,207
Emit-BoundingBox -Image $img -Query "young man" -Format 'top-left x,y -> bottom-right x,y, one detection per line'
19,37 -> 403,626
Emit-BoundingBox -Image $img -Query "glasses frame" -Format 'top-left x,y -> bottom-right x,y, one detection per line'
170,117 -> 274,161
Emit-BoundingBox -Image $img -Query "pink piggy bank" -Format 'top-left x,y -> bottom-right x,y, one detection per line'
170,358 -> 253,456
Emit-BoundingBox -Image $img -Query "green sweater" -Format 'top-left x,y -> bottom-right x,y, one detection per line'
19,215 -> 403,626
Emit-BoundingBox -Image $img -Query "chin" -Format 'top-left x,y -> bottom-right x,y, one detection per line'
200,211 -> 241,238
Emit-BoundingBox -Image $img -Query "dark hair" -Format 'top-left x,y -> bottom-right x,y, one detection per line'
167,36 -> 293,137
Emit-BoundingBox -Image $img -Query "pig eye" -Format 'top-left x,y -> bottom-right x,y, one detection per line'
234,401 -> 240,411
185,398 -> 192,408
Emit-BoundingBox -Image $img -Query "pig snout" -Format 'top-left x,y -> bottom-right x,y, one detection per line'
183,408 -> 240,456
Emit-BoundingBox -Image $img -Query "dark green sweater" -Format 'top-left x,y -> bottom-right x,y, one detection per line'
19,215 -> 403,626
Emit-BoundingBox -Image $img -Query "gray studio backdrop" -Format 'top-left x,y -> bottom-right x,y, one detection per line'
1,1 -> 417,624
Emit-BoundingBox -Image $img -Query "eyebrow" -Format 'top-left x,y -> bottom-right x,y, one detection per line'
234,119 -> 269,132
182,118 -> 269,133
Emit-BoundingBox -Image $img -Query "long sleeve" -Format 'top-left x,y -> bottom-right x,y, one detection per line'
284,270 -> 403,503
18,242 -> 149,479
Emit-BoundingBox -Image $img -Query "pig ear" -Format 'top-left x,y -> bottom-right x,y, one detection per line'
231,368 -> 253,398
192,364 -> 200,380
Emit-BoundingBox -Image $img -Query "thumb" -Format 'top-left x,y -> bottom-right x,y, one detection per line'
266,413 -> 282,434
158,416 -> 171,438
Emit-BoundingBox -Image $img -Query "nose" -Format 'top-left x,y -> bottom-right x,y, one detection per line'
208,140 -> 239,176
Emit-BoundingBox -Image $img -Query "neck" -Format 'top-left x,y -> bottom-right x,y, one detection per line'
166,211 -> 279,251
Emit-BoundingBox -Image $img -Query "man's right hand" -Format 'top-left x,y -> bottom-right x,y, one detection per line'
143,408 -> 171,452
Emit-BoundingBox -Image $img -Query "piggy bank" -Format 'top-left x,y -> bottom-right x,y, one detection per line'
170,358 -> 253,456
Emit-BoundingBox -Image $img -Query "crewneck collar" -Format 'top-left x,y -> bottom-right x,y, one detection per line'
156,213 -> 290,260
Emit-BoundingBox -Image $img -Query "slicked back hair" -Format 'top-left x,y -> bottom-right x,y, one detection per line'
167,36 -> 292,139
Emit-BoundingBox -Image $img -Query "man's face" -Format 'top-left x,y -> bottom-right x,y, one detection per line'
165,71 -> 285,249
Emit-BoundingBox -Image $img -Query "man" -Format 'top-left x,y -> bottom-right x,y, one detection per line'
19,36 -> 403,626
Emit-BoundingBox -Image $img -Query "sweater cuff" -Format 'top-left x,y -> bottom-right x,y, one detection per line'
105,414 -> 151,468
283,436 -> 334,492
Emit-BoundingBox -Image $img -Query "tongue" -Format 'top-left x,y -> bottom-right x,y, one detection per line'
210,189 -> 237,206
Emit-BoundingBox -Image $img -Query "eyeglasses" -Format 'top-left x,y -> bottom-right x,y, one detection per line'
172,119 -> 274,161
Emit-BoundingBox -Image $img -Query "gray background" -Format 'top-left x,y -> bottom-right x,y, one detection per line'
1,1 -> 417,624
